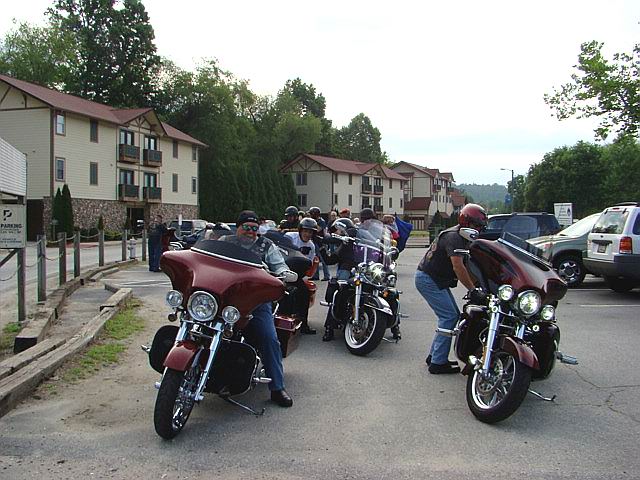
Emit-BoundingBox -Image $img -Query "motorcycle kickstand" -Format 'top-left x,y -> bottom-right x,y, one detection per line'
382,337 -> 399,344
223,397 -> 265,416
528,388 -> 556,402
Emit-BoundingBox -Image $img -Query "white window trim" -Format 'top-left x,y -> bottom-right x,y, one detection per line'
55,157 -> 65,182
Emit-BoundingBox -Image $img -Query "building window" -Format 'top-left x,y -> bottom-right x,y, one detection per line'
192,145 -> 198,162
119,169 -> 134,185
374,177 -> 382,187
191,177 -> 197,194
400,198 -> 403,208
349,174 -> 352,185
348,194 -> 353,206
297,194 -> 307,207
389,179 -> 393,189
55,157 -> 65,181
89,162 -> 98,185
144,172 -> 157,187
55,111 -> 65,135
90,120 -> 98,142
296,172 -> 307,186
145,136 -> 158,150
389,197 -> 392,208
172,173 -> 178,192
374,197 -> 382,208
173,140 -> 178,158
334,194 -> 338,205
334,173 -> 338,183
120,129 -> 135,145
362,196 -> 370,208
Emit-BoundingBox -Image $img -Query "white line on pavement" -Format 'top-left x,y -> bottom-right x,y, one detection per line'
578,304 -> 640,307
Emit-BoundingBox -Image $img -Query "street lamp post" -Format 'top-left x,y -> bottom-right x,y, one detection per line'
501,168 -> 515,213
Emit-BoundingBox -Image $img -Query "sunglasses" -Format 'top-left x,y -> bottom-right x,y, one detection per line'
241,224 -> 259,232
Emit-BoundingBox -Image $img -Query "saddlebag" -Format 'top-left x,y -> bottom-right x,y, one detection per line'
148,325 -> 179,373
274,314 -> 302,358
206,340 -> 257,396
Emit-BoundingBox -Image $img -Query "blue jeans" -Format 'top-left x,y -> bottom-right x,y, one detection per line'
336,268 -> 351,280
244,302 -> 285,391
312,255 -> 331,280
414,270 -> 460,365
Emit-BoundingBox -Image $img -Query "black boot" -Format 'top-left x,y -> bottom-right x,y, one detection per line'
301,321 -> 316,335
391,325 -> 401,340
322,326 -> 334,341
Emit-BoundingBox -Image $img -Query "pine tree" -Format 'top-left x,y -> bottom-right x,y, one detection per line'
61,183 -> 74,236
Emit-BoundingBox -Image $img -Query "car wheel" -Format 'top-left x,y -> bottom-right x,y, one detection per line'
553,254 -> 586,287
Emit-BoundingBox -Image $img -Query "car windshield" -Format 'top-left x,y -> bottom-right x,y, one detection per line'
592,210 -> 629,234
503,215 -> 540,239
557,214 -> 599,237
487,217 -> 509,229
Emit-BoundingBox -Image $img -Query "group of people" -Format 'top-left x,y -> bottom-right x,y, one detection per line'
148,202 -> 489,408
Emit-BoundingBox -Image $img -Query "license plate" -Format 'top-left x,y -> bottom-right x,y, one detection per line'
597,244 -> 607,253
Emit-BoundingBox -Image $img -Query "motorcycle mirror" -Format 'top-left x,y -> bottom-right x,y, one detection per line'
281,270 -> 298,283
389,247 -> 400,260
459,227 -> 479,241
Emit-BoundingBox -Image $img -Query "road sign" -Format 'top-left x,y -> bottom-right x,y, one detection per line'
505,193 -> 512,204
554,203 -> 573,226
0,204 -> 26,248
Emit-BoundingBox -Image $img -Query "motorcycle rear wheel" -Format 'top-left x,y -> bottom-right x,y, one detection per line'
466,351 -> 531,424
344,305 -> 386,356
154,366 -> 200,439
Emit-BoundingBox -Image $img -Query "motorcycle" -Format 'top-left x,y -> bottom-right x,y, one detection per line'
322,219 -> 405,356
143,239 -> 300,439
445,229 -> 578,423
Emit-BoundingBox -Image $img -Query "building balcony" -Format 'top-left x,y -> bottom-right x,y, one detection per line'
143,149 -> 162,167
373,185 -> 384,195
361,184 -> 372,194
118,144 -> 140,163
373,205 -> 383,213
446,187 -> 454,194
361,203 -> 371,210
434,184 -> 441,191
118,183 -> 139,201
143,186 -> 162,203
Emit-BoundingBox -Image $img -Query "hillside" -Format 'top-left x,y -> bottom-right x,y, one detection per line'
457,183 -> 508,204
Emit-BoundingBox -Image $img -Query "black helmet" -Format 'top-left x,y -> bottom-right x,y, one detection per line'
308,206 -> 321,216
213,222 -> 231,232
360,207 -> 375,221
331,218 -> 354,234
285,205 -> 298,216
299,217 -> 318,231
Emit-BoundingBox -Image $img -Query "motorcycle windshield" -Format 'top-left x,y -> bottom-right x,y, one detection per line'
160,239 -> 285,322
354,219 -> 392,266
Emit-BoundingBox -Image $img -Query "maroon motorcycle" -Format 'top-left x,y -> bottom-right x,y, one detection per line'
443,229 -> 578,423
143,239 -> 303,439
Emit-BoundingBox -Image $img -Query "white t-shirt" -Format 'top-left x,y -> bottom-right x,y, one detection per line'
285,232 -> 315,260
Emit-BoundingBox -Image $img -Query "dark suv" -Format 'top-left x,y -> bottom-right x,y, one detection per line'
480,212 -> 561,241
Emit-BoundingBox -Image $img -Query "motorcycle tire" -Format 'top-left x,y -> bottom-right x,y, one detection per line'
344,305 -> 386,356
154,367 -> 199,439
465,350 -> 532,424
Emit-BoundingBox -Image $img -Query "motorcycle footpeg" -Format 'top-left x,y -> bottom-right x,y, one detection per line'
319,301 -> 330,307
154,381 -> 161,390
399,313 -> 409,319
141,344 -> 151,353
435,327 -> 459,337
253,376 -> 272,384
556,352 -> 579,365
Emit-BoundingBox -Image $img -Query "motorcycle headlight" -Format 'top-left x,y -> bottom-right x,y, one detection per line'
517,290 -> 541,316
166,290 -> 183,308
540,305 -> 556,321
187,291 -> 218,322
222,306 -> 241,325
497,284 -> 515,301
366,262 -> 386,284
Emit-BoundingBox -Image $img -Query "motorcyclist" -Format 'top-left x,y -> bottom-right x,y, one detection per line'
308,207 -> 331,281
282,217 -> 319,334
279,205 -> 300,232
414,203 -> 488,374
318,218 -> 359,341
219,210 -> 295,407
148,214 -> 168,272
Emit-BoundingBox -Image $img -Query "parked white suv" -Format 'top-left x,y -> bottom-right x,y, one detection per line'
584,202 -> 640,292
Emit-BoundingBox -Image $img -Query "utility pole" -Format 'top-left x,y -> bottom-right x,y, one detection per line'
501,168 -> 515,213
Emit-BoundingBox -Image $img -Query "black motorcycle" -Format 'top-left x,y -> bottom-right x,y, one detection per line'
322,219 -> 405,356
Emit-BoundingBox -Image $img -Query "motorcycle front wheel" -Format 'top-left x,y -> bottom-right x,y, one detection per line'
344,305 -> 386,356
154,365 -> 201,439
465,350 -> 531,424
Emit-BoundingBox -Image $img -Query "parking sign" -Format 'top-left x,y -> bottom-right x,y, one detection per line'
0,205 -> 26,248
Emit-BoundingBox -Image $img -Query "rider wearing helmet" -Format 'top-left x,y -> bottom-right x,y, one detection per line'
415,203 -> 487,374
307,207 -> 330,281
283,216 -> 319,335
279,205 -> 300,232
359,207 -> 376,223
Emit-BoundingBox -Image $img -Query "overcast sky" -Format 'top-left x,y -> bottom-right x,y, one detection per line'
2,0 -> 639,184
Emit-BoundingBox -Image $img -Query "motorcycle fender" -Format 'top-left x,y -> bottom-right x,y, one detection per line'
500,336 -> 539,371
164,340 -> 199,372
364,295 -> 393,316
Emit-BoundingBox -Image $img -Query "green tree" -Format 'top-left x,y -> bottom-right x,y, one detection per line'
0,21 -> 75,87
60,183 -> 75,236
51,187 -> 63,238
601,136 -> 640,205
334,113 -> 385,163
545,40 -> 640,140
47,0 -> 161,107
510,175 -> 526,212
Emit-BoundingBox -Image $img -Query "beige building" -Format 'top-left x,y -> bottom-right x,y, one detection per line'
392,161 -> 457,229
280,154 -> 407,217
0,74 -> 206,239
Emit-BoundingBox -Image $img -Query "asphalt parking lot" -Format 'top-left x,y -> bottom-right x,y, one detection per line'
0,248 -> 639,479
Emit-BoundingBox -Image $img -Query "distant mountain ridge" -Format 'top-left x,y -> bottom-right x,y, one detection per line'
457,183 -> 508,204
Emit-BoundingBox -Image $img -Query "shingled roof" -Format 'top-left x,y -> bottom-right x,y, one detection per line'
285,154 -> 409,181
0,74 -> 206,147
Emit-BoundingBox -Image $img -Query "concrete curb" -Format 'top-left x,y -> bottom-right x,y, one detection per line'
13,259 -> 137,353
0,287 -> 133,418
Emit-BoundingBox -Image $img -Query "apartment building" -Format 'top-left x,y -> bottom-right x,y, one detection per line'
392,161 -> 458,229
280,154 -> 407,217
0,74 -> 206,239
